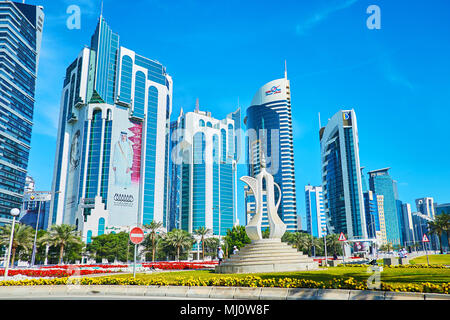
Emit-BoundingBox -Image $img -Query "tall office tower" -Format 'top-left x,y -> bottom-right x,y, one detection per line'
376,195 -> 387,245
304,185 -> 326,237
368,168 -> 401,245
415,197 -> 435,219
169,107 -> 239,236
434,203 -> 450,250
244,71 -> 298,232
319,110 -> 367,239
412,211 -> 438,250
363,191 -> 379,240
435,203 -> 450,216
401,203 -> 415,248
49,17 -> 172,243
0,2 -> 44,226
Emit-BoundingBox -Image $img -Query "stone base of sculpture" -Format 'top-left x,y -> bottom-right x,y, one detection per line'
215,239 -> 319,274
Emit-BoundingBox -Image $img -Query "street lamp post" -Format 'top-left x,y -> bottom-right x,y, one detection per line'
322,227 -> 328,266
30,200 -> 42,267
4,208 -> 20,280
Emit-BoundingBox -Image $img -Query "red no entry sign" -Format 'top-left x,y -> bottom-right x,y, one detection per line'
129,227 -> 145,245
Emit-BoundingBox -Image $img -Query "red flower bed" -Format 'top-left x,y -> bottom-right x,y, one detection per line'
0,261 -> 219,278
0,268 -> 113,278
40,264 -> 128,269
142,261 -> 218,270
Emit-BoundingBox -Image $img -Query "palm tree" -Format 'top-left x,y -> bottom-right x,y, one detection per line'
441,213 -> 450,250
326,234 -> 343,256
0,223 -> 34,268
290,232 -> 310,254
143,221 -> 163,262
164,229 -> 193,261
40,224 -> 83,264
204,236 -> 220,258
194,226 -> 211,260
428,215 -> 448,254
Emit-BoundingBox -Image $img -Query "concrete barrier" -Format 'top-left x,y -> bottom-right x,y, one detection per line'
186,286 -> 212,299
144,285 -> 167,297
348,289 -> 385,300
258,288 -> 289,300
316,289 -> 350,300
0,285 -> 449,300
210,287 -> 236,299
233,287 -> 262,300
286,288 -> 318,300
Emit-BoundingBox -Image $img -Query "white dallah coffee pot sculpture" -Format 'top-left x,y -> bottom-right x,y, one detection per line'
240,153 -> 287,240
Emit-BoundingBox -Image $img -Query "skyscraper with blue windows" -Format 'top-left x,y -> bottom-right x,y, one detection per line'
244,72 -> 298,232
168,107 -> 239,236
0,1 -> 44,226
319,110 -> 367,240
368,168 -> 401,245
49,16 -> 172,243
304,185 -> 326,238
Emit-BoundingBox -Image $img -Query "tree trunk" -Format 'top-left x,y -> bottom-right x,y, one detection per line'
177,246 -> 180,261
59,245 -> 65,265
10,247 -> 16,269
152,235 -> 155,262
202,237 -> 205,260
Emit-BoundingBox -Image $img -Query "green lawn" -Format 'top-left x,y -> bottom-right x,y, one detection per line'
409,254 -> 450,266
104,266 -> 450,287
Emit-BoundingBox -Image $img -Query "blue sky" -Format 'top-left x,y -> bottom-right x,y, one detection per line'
27,0 -> 450,229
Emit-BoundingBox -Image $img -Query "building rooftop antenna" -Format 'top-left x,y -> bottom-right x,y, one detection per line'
284,60 -> 287,79
195,98 -> 199,112
318,112 -> 322,129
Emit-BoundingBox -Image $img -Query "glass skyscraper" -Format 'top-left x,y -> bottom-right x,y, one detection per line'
415,197 -> 435,219
304,185 -> 326,238
363,191 -> 380,240
0,1 -> 44,226
49,16 -> 172,243
169,107 -> 238,236
244,73 -> 298,232
368,168 -> 401,245
319,110 -> 367,239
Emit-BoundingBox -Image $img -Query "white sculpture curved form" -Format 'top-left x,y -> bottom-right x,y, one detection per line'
240,154 -> 287,240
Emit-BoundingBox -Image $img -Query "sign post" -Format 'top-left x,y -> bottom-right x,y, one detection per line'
129,227 -> 145,278
323,227 -> 328,267
338,232 -> 347,265
422,234 -> 430,266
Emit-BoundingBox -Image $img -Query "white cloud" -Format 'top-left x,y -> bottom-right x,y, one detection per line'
296,0 -> 359,35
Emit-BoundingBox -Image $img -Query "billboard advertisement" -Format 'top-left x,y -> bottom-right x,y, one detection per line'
64,124 -> 83,224
107,106 -> 143,226
353,241 -> 370,253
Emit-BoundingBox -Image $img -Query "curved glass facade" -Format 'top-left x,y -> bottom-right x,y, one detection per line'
320,110 -> 367,239
245,83 -> 297,232
119,55 -> 133,104
133,71 -> 146,118
143,86 -> 159,225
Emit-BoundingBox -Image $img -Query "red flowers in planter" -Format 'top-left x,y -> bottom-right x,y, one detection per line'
0,261 -> 219,278
0,268 -> 113,278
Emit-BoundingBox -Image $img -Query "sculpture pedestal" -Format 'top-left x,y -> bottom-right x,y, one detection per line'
215,239 -> 319,274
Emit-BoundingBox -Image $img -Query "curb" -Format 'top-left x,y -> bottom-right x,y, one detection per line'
0,285 -> 448,300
